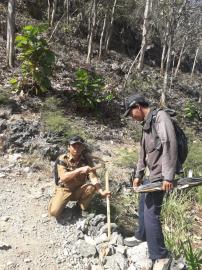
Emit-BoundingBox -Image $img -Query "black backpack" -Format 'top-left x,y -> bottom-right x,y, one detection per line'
152,108 -> 188,174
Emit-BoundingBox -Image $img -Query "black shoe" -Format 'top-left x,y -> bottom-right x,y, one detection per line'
72,203 -> 82,216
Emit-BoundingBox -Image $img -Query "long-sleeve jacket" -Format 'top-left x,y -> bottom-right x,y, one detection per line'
135,109 -> 177,182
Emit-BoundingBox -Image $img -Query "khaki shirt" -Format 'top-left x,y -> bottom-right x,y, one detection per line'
57,152 -> 99,191
135,109 -> 177,182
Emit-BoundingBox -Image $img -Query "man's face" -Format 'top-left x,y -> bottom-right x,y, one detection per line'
68,143 -> 84,158
129,105 -> 144,121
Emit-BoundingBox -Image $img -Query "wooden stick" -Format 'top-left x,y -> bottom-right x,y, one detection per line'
89,163 -> 104,172
105,170 -> 111,239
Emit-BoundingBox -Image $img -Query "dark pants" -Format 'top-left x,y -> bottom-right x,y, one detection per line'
135,182 -> 169,260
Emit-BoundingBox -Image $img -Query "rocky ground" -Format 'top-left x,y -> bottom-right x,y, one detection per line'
1,100 -> 197,270
0,145 -> 188,270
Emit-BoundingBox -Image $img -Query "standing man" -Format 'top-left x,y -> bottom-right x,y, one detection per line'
123,93 -> 177,270
49,135 -> 110,218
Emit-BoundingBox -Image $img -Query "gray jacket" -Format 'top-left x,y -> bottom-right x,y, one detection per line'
135,109 -> 177,182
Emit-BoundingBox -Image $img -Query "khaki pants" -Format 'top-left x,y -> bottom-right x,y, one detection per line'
48,184 -> 96,217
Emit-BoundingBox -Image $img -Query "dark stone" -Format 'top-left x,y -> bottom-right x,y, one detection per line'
40,144 -> 62,161
0,119 -> 7,132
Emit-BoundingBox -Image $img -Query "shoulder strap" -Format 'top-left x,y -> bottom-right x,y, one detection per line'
57,159 -> 67,167
151,108 -> 162,151
54,158 -> 67,185
152,108 -> 162,123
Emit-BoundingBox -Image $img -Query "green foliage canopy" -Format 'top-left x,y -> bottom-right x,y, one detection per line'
74,68 -> 114,110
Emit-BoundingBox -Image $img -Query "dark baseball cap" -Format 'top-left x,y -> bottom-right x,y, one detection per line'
68,135 -> 85,145
123,93 -> 149,117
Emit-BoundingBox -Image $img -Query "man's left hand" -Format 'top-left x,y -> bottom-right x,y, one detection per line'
99,190 -> 111,198
162,180 -> 173,191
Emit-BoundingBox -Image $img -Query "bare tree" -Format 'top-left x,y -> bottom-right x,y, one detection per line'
6,0 -> 15,68
104,0 -> 117,54
174,37 -> 187,77
64,0 -> 70,24
160,0 -> 188,106
86,0 -> 97,63
99,12 -> 107,60
50,0 -> 58,27
48,0 -> 51,26
137,0 -> 153,71
160,22 -> 169,76
191,46 -> 199,81
160,1 -> 175,107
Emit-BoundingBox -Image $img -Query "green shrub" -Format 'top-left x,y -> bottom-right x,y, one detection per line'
184,140 -> 202,177
113,147 -> 138,168
180,239 -> 202,270
110,192 -> 139,235
162,190 -> 193,256
197,186 -> 202,205
11,25 -> 55,95
183,101 -> 200,121
74,68 -> 114,110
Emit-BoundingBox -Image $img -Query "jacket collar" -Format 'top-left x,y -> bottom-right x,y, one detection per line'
143,108 -> 155,131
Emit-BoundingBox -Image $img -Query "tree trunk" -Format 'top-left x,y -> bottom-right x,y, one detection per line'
87,0 -> 94,44
160,44 -> 167,76
123,49 -> 141,90
104,0 -> 117,53
86,0 -> 97,64
98,13 -> 107,60
174,39 -> 186,77
191,47 -> 199,81
48,0 -> 51,26
160,21 -> 169,76
160,0 -> 176,107
137,0 -> 153,71
50,0 -> 58,27
169,52 -> 175,91
64,0 -> 70,24
161,34 -> 173,107
6,0 -> 15,68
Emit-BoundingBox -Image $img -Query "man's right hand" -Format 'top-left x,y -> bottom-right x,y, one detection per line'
78,166 -> 92,175
133,178 -> 142,188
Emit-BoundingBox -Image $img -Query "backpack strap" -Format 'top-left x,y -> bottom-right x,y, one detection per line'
54,159 -> 67,186
151,108 -> 163,151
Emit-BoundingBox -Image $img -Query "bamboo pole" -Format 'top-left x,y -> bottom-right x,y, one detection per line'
105,170 -> 111,239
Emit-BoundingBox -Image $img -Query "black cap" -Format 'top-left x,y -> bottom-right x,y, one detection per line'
68,135 -> 85,145
123,93 -> 149,117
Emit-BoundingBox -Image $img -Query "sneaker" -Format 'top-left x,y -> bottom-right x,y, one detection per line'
153,258 -> 172,270
124,236 -> 142,247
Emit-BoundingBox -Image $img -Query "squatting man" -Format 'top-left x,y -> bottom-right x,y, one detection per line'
48,136 -> 110,217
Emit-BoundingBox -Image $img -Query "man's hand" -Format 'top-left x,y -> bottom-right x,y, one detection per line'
78,166 -> 92,175
162,180 -> 173,191
99,189 -> 111,198
133,178 -> 142,188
